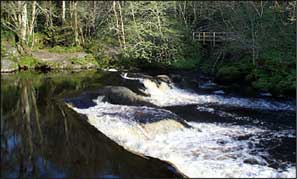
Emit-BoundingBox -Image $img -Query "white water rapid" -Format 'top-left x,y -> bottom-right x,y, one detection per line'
67,73 -> 296,178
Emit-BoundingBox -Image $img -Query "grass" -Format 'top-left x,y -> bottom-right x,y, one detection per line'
19,55 -> 40,67
69,54 -> 98,65
48,45 -> 83,53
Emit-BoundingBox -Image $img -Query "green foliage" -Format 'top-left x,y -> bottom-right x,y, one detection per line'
49,46 -> 83,53
19,55 -> 40,67
1,31 -> 16,57
1,31 -> 15,44
31,33 -> 46,50
96,55 -> 112,69
1,44 -> 7,56
168,58 -> 199,70
69,54 -> 97,65
43,25 -> 75,47
216,66 -> 242,83
120,1 -> 202,69
251,65 -> 296,95
84,38 -> 120,68
215,57 -> 254,83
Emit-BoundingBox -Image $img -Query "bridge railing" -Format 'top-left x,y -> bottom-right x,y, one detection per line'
192,31 -> 237,45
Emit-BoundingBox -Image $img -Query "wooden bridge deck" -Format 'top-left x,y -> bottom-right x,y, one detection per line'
192,32 -> 236,46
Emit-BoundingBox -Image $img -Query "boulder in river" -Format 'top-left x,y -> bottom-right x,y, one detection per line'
156,75 -> 172,83
66,86 -> 156,107
102,86 -> 155,106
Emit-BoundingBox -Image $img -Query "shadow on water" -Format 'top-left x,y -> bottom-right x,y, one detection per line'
1,70 -> 183,178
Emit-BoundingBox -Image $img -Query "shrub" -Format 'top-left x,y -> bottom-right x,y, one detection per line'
70,54 -> 97,65
19,55 -> 40,67
169,58 -> 200,70
31,33 -> 46,50
216,66 -> 243,83
49,45 -> 83,53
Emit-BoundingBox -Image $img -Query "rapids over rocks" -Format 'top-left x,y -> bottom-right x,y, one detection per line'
67,72 -> 296,178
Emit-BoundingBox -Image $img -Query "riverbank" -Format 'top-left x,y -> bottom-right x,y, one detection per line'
1,38 -> 295,99
1,44 -> 99,72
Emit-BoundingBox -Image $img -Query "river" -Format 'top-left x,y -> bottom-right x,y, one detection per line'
1,70 -> 296,178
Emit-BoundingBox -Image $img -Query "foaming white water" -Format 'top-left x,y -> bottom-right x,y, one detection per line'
107,68 -> 118,72
121,73 -> 294,111
68,97 -> 296,178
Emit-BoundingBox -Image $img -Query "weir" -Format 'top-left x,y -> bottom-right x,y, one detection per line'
66,73 -> 296,178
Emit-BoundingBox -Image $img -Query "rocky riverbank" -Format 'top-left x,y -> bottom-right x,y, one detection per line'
1,45 -> 98,73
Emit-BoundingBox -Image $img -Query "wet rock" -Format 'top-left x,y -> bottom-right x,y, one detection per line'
2,46 -> 20,58
67,86 -> 155,107
243,157 -> 266,165
1,58 -> 18,73
102,86 -> 156,107
216,139 -> 228,145
122,72 -> 152,80
35,63 -> 52,72
157,75 -> 171,83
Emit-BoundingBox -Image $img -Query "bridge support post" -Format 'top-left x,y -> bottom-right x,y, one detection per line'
203,32 -> 205,45
213,32 -> 216,47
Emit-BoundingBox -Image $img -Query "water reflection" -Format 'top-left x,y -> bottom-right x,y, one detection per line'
1,71 -> 182,178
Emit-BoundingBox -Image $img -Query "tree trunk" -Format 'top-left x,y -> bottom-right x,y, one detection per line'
62,1 -> 66,23
70,1 -> 73,19
117,2 -> 126,48
92,1 -> 96,35
112,1 -> 122,48
28,1 -> 36,48
79,26 -> 85,45
20,2 -> 27,43
48,2 -> 53,28
183,1 -> 188,28
156,8 -> 163,35
45,1 -> 53,28
193,2 -> 197,24
173,1 -> 177,17
251,19 -> 256,65
73,1 -> 80,46
131,3 -> 141,40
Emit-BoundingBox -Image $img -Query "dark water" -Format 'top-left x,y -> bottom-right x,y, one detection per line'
1,70 -> 296,178
1,70 -> 182,178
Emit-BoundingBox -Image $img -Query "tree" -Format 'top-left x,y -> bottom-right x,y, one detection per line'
1,1 -> 29,53
73,1 -> 79,46
62,1 -> 66,23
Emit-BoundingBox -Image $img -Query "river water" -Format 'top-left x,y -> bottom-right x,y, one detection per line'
1,70 -> 296,178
